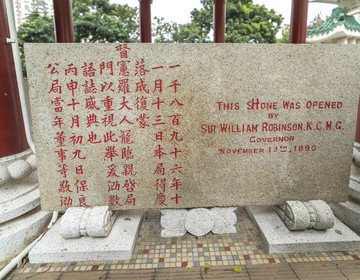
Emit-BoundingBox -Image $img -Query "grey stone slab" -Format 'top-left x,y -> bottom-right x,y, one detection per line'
29,210 -> 143,263
349,177 -> 360,202
24,43 -> 360,210
247,205 -> 360,254
331,201 -> 360,235
0,208 -> 50,262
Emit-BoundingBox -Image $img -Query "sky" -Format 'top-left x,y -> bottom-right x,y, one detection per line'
112,0 -> 338,26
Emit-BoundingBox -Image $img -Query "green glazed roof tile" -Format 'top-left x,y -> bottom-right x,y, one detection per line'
307,7 -> 360,37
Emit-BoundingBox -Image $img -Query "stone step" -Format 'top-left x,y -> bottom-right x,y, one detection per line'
0,208 -> 51,262
349,177 -> 360,202
331,201 -> 360,235
0,184 -> 40,224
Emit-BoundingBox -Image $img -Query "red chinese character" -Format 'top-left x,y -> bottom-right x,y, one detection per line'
170,164 -> 182,174
78,195 -> 90,207
100,81 -> 115,93
117,61 -> 130,76
136,113 -> 149,129
104,146 -> 119,161
154,145 -> 166,159
66,79 -> 78,97
55,131 -> 66,147
107,164 -> 120,178
154,193 -> 167,206
86,113 -> 99,127
67,98 -> 80,111
115,44 -> 130,59
169,80 -> 181,93
135,59 -> 149,76
169,98 -> 184,108
170,147 -> 181,159
65,63 -> 78,76
171,193 -> 182,205
108,181 -> 121,192
170,178 -> 182,190
72,149 -> 87,160
87,131 -> 102,144
75,180 -> 88,193
60,196 -> 73,206
57,164 -> 69,178
51,97 -> 64,112
100,61 -> 114,76
151,66 -> 164,70
152,97 -> 165,110
53,116 -> 64,129
121,146 -> 133,160
102,114 -> 117,127
153,115 -> 165,126
85,96 -> 100,110
153,79 -> 163,93
123,178 -> 136,192
101,96 -> 114,112
119,116 -> 134,125
55,148 -> 67,162
118,79 -> 130,94
155,178 -> 166,192
135,96 -> 148,111
170,114 -> 181,126
119,130 -> 133,144
122,164 -> 136,176
71,115 -> 80,128
108,194 -> 122,206
58,180 -> 72,193
82,79 -> 97,94
75,165 -> 84,174
155,131 -> 163,141
169,64 -> 180,69
170,131 -> 183,141
69,133 -> 83,145
135,78 -> 149,94
124,194 -> 136,206
47,63 -> 59,74
103,130 -> 118,143
49,79 -> 62,94
82,62 -> 96,77
153,163 -> 165,176
119,96 -> 133,111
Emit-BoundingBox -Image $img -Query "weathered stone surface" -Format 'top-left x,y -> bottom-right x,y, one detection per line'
210,207 -> 237,234
305,200 -> 335,230
24,44 -> 360,210
160,209 -> 187,237
185,208 -> 214,236
29,210 -> 143,263
247,205 -> 360,253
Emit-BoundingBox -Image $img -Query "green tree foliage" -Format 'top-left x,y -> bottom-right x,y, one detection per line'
155,0 -> 283,43
17,0 -> 139,74
72,0 -> 138,43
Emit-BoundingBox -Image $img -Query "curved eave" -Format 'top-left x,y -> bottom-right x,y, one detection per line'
307,25 -> 360,42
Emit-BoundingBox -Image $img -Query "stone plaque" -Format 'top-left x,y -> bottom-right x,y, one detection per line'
25,43 -> 360,211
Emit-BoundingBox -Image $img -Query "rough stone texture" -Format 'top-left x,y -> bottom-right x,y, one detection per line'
305,200 -> 335,230
24,44 -> 360,210
331,201 -> 360,234
29,210 -> 143,263
60,206 -> 116,239
281,201 -> 310,230
0,184 -> 40,224
7,160 -> 32,180
0,165 -> 10,185
247,205 -> 360,253
0,208 -> 50,262
210,207 -> 237,234
26,154 -> 37,170
185,208 -> 214,236
160,209 -> 187,237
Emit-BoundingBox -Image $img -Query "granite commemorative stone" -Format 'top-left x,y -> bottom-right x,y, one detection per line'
24,43 -> 360,210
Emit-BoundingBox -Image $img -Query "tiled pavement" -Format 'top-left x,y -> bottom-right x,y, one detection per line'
6,208 -> 360,279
